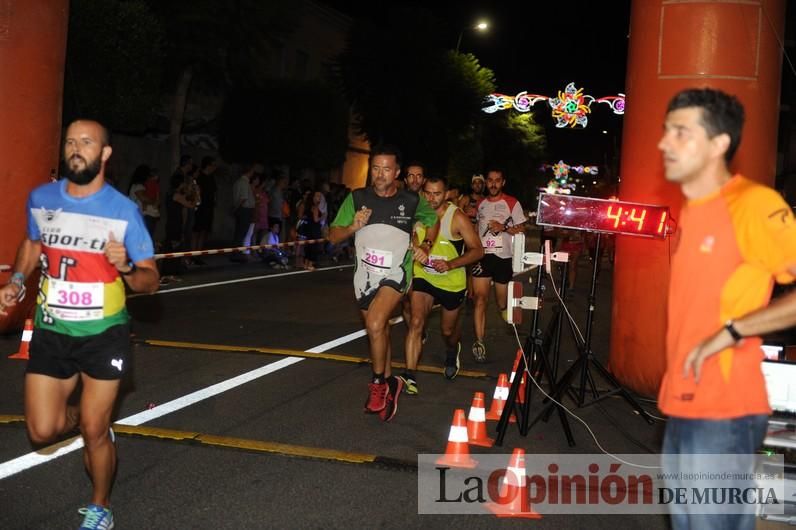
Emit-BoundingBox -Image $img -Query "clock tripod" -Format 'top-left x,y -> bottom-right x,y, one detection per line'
493,193 -> 671,445
527,232 -> 655,434
494,240 -> 577,447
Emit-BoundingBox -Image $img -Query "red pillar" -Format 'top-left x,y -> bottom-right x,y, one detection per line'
610,0 -> 786,395
0,1 -> 69,333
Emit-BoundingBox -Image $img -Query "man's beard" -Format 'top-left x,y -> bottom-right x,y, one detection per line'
63,155 -> 101,185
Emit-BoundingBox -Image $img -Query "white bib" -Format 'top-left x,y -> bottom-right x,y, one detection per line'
423,254 -> 447,275
484,233 -> 502,254
362,247 -> 393,275
46,279 -> 105,321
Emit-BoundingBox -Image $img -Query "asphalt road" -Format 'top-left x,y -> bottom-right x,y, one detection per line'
0,250 -> 671,529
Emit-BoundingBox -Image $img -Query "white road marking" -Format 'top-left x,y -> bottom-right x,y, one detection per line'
0,312 -> 396,481
306,316 -> 403,353
128,264 -> 353,298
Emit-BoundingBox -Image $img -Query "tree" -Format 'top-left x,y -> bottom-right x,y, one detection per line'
441,52 -> 494,185
481,112 -> 547,203
219,79 -> 349,169
334,7 -> 545,186
334,8 -> 497,176
143,0 -> 300,170
63,0 -> 165,133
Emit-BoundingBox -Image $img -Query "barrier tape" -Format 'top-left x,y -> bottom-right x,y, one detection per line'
154,238 -> 328,260
0,239 -> 329,269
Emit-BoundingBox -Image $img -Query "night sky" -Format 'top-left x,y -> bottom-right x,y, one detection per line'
326,0 -> 633,170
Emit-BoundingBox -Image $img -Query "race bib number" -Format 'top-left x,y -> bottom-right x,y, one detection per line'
362,247 -> 393,275
45,279 -> 104,321
484,234 -> 502,254
423,254 -> 447,275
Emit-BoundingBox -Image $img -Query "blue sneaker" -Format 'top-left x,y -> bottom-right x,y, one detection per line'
78,504 -> 114,529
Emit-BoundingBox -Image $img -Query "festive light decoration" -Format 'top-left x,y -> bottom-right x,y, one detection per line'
541,160 -> 599,178
482,82 -> 625,128
539,160 -> 599,195
544,182 -> 574,195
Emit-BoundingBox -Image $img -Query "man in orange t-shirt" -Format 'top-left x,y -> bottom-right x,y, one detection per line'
658,88 -> 796,529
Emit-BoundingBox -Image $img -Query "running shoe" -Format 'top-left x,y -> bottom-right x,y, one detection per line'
380,376 -> 404,422
398,373 -> 418,395
78,504 -> 114,530
444,342 -> 461,380
364,381 -> 388,413
472,340 -> 487,363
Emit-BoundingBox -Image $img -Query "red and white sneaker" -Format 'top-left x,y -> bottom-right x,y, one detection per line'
364,381 -> 388,413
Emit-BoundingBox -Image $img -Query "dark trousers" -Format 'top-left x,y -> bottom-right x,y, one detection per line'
233,208 -> 254,247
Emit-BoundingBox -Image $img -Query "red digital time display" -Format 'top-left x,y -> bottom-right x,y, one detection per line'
536,193 -> 672,238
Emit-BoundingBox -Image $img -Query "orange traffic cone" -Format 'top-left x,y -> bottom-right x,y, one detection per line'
485,373 -> 516,423
467,392 -> 494,448
436,409 -> 478,468
9,319 -> 32,360
510,349 -> 527,404
485,448 -> 541,519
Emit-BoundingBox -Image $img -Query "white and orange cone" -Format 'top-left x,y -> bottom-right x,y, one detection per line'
485,373 -> 516,423
9,319 -> 32,360
467,392 -> 494,448
436,409 -> 478,468
485,448 -> 541,519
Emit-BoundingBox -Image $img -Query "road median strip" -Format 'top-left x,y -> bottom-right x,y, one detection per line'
1,417 -> 415,469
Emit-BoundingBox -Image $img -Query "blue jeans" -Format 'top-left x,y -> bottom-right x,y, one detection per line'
662,415 -> 768,530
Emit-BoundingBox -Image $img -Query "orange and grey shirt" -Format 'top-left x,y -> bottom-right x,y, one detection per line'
659,175 -> 796,419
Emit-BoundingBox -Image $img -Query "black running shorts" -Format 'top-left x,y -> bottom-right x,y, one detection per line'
412,278 -> 466,311
26,323 -> 132,380
471,254 -> 513,284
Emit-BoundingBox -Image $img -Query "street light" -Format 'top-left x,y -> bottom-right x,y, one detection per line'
456,20 -> 489,53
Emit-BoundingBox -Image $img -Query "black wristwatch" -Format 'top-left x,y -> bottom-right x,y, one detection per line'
121,263 -> 137,276
724,320 -> 743,342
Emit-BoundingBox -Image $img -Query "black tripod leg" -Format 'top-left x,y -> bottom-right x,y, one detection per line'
540,259 -> 574,410
494,344 -> 528,446
518,344 -> 537,436
516,333 -> 539,431
555,398 -> 576,447
529,355 -> 584,437
534,337 -> 560,425
495,247 -> 547,445
585,364 -> 600,399
550,259 -> 569,381
536,343 -> 576,446
587,358 -> 656,425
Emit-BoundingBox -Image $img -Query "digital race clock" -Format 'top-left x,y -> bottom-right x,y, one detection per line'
535,193 -> 672,238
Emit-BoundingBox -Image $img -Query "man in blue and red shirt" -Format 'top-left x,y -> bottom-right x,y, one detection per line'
0,119 -> 159,530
